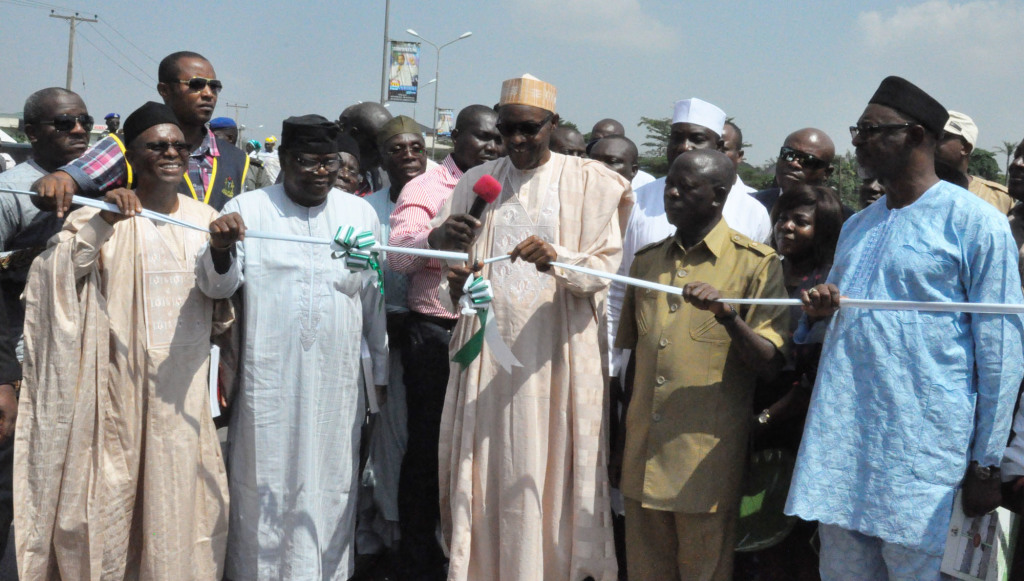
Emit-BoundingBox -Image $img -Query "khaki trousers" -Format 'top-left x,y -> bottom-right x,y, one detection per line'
624,497 -> 737,581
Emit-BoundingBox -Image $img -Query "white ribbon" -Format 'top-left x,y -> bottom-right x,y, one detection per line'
0,188 -> 470,261
8,188 -> 1022,316
545,260 -> 1024,316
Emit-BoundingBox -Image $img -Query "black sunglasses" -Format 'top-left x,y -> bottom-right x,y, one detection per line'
144,141 -> 191,155
176,77 -> 224,94
36,114 -> 94,132
496,113 -> 553,137
779,146 -> 830,171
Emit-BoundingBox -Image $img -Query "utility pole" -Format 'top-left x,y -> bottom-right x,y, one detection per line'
225,103 -> 249,142
225,103 -> 248,122
50,11 -> 98,90
380,0 -> 391,104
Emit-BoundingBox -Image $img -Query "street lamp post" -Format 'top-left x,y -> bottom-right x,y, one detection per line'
414,78 -> 436,124
406,29 -> 472,159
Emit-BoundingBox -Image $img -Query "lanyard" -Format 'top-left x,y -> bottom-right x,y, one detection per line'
108,134 -> 134,187
184,155 -> 217,204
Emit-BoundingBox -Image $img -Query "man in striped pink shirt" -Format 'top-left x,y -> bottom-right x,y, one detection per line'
387,104 -> 501,580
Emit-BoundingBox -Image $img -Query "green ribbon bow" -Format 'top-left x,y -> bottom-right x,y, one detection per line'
334,225 -> 385,302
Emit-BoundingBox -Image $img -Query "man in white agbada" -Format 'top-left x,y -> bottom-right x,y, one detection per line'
433,74 -> 632,581
196,114 -> 388,580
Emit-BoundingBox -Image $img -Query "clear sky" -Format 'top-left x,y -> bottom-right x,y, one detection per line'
3,0 -> 1024,167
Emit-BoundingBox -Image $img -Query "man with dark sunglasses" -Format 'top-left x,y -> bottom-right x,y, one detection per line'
0,86 -> 92,563
432,73 -> 632,581
753,128 -> 835,213
31,50 -> 250,213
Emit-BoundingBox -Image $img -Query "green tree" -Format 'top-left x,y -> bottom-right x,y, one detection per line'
636,116 -> 671,177
994,141 -> 1018,185
557,119 -> 578,131
826,152 -> 861,210
968,148 -> 1000,181
738,161 -> 774,191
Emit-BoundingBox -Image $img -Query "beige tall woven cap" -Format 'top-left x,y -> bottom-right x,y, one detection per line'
499,74 -> 557,113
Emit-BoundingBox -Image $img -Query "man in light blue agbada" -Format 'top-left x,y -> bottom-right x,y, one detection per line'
785,76 -> 1024,580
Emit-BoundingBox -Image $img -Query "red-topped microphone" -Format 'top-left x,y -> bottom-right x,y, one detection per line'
469,175 -> 502,219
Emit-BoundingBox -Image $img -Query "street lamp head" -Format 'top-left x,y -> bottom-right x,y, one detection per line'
458,31 -> 472,39
406,29 -> 419,37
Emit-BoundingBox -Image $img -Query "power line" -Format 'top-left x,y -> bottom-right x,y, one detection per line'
76,27 -> 152,90
99,19 -> 159,65
75,29 -> 86,91
86,22 -> 156,82
0,0 -> 78,11
22,0 -> 79,10
1,0 -> 160,69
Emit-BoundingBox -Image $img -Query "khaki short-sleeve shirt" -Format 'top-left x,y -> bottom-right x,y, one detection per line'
969,176 -> 1014,215
616,218 -> 789,513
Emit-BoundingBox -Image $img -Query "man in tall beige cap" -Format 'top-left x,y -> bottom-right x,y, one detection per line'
431,73 -> 633,581
936,110 -> 1014,213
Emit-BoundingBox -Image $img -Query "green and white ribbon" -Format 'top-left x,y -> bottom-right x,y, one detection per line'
458,275 -> 494,315
452,275 -> 521,372
333,225 -> 385,302
333,226 -> 376,268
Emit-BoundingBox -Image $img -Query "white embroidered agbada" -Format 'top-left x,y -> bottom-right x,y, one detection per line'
195,184 -> 388,581
15,196 -> 230,580
437,153 -> 632,581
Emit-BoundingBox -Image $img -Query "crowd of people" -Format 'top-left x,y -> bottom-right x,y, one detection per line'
2,48 -> 1024,581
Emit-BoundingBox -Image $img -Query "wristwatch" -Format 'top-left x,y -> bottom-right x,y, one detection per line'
715,305 -> 738,323
757,409 -> 771,425
970,462 -> 1001,481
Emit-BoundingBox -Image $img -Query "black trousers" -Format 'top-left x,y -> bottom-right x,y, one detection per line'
397,313 -> 456,579
0,435 -> 12,553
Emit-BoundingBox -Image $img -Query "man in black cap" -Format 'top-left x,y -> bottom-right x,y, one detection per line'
196,114 -> 388,581
786,76 -> 1024,579
31,51 -> 251,213
16,101 -> 230,579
